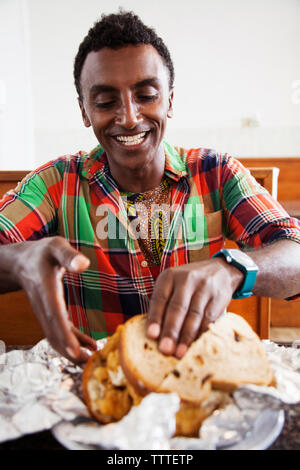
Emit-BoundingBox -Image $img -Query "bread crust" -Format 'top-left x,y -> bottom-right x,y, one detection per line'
118,315 -> 149,396
118,314 -> 179,396
82,348 -> 115,424
119,315 -> 152,396
82,325 -> 132,424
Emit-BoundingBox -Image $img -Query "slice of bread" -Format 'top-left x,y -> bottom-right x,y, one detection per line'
118,314 -> 179,396
157,338 -> 213,404
198,312 -> 275,391
159,312 -> 275,400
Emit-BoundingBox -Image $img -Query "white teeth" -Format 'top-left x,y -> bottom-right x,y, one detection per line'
116,132 -> 147,145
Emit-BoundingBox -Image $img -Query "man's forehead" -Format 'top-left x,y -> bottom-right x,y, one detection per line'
80,44 -> 169,92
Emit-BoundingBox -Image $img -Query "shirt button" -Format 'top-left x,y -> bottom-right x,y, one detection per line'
141,260 -> 148,268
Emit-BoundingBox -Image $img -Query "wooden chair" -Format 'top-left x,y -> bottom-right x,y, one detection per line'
0,167 -> 279,345
247,167 -> 279,200
0,171 -> 44,346
226,167 -> 280,339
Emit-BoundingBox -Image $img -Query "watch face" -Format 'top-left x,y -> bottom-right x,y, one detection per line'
231,250 -> 257,268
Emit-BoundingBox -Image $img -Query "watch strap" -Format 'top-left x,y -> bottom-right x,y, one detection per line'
213,249 -> 258,299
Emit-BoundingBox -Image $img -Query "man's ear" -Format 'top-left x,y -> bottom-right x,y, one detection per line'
167,89 -> 174,118
78,98 -> 91,127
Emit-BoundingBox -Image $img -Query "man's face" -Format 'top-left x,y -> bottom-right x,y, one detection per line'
79,44 -> 173,175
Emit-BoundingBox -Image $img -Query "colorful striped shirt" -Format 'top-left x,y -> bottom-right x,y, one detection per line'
0,141 -> 300,339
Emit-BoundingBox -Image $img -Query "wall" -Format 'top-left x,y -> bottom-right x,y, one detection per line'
1,0 -> 300,170
0,0 -> 34,170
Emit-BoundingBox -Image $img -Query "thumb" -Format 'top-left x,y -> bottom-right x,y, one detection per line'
68,254 -> 90,272
47,237 -> 90,273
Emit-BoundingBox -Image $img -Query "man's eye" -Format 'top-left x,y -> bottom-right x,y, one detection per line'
95,101 -> 115,109
139,94 -> 158,102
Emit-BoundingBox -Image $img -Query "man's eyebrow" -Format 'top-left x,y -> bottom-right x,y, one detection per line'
89,78 -> 160,95
89,84 -> 116,94
133,77 -> 160,89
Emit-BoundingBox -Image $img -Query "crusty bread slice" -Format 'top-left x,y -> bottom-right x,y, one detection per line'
118,314 -> 179,396
198,312 -> 275,391
159,312 -> 275,400
157,337 -> 213,404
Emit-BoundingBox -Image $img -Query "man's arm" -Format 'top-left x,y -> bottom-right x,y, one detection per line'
146,239 -> 300,359
0,243 -> 22,293
0,238 -> 97,363
0,161 -> 97,364
147,152 -> 300,358
249,239 -> 300,298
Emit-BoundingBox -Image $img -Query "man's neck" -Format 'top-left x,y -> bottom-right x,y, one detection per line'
108,152 -> 166,194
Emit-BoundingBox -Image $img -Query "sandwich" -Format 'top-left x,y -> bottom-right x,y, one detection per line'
82,312 -> 275,436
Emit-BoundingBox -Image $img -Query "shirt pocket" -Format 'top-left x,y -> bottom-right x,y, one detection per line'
187,209 -> 224,263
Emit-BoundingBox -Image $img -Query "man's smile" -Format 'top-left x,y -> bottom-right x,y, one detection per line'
112,130 -> 151,148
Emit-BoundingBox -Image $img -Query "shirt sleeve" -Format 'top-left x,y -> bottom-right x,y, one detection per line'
220,155 -> 300,301
220,155 -> 300,248
0,162 -> 63,244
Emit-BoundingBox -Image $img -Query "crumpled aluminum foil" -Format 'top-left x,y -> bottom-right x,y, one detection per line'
54,393 -> 180,450
0,340 -> 89,443
0,338 -> 299,449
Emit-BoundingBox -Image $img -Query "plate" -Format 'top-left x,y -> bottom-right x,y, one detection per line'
51,408 -> 285,450
220,408 -> 285,450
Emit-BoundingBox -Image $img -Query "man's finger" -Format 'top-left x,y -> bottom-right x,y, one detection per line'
27,286 -> 83,363
38,264 -> 83,358
146,270 -> 173,339
48,236 -> 90,273
199,298 -> 227,334
157,282 -> 195,356
175,292 -> 208,358
68,254 -> 90,272
71,325 -> 97,351
65,344 -> 94,365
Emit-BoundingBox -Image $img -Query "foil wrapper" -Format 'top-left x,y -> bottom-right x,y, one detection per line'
0,339 -> 90,443
0,338 -> 299,449
54,393 -> 180,450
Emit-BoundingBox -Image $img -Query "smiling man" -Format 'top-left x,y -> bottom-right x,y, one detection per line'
0,10 -> 300,364
78,44 -> 173,193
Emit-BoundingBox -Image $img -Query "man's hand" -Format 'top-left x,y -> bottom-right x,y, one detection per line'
10,237 -> 97,364
146,258 -> 244,359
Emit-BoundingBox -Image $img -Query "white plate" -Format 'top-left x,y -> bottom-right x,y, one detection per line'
51,408 -> 285,451
220,408 -> 285,450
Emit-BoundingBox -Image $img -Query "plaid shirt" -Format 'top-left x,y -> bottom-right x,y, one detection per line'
1,141 -> 300,339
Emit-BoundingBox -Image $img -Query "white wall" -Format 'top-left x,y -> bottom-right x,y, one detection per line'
0,0 -> 34,170
2,0 -> 300,170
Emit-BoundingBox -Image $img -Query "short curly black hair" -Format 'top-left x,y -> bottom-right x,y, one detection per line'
74,10 -> 175,100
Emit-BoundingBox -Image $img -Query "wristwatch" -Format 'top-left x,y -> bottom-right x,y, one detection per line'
212,248 -> 258,299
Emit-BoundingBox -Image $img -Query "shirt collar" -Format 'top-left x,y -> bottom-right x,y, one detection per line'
163,140 -> 188,181
81,139 -> 188,182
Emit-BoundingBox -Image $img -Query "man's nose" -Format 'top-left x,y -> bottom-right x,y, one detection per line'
115,97 -> 141,128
